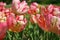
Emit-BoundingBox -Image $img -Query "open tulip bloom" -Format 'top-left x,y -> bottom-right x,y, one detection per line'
7,14 -> 27,32
12,0 -> 29,14
36,4 -> 60,34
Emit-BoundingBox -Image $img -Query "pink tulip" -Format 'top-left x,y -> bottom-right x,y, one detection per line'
30,2 -> 39,11
7,12 -> 15,28
47,4 -> 60,16
12,0 -> 20,9
0,12 -> 7,40
28,2 -> 39,14
36,14 -> 49,31
28,2 -> 40,24
48,16 -> 60,34
12,0 -> 29,14
7,14 -> 27,32
0,22 -> 7,40
0,2 -> 8,39
39,4 -> 60,34
16,15 -> 27,25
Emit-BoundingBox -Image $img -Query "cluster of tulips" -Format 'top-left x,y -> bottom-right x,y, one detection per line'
0,0 -> 60,40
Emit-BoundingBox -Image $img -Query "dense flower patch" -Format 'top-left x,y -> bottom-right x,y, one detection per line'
0,0 -> 60,40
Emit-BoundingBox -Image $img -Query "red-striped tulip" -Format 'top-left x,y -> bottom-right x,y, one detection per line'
12,0 -> 29,14
7,14 -> 27,32
37,4 -> 60,34
28,2 -> 39,15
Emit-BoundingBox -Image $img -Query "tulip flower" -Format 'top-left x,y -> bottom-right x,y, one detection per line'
0,12 -> 7,40
37,4 -> 60,34
49,16 -> 60,34
36,14 -> 50,31
28,2 -> 40,23
28,2 -> 39,15
46,4 -> 60,16
0,2 -> 7,40
7,14 -> 27,32
12,0 -> 29,14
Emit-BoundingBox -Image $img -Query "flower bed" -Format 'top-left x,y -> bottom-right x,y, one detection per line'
0,0 -> 60,40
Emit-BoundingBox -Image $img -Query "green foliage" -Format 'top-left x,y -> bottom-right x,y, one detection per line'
41,0 -> 60,4
0,0 -> 12,4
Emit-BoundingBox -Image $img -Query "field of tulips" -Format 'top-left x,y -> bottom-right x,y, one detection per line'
0,0 -> 60,40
